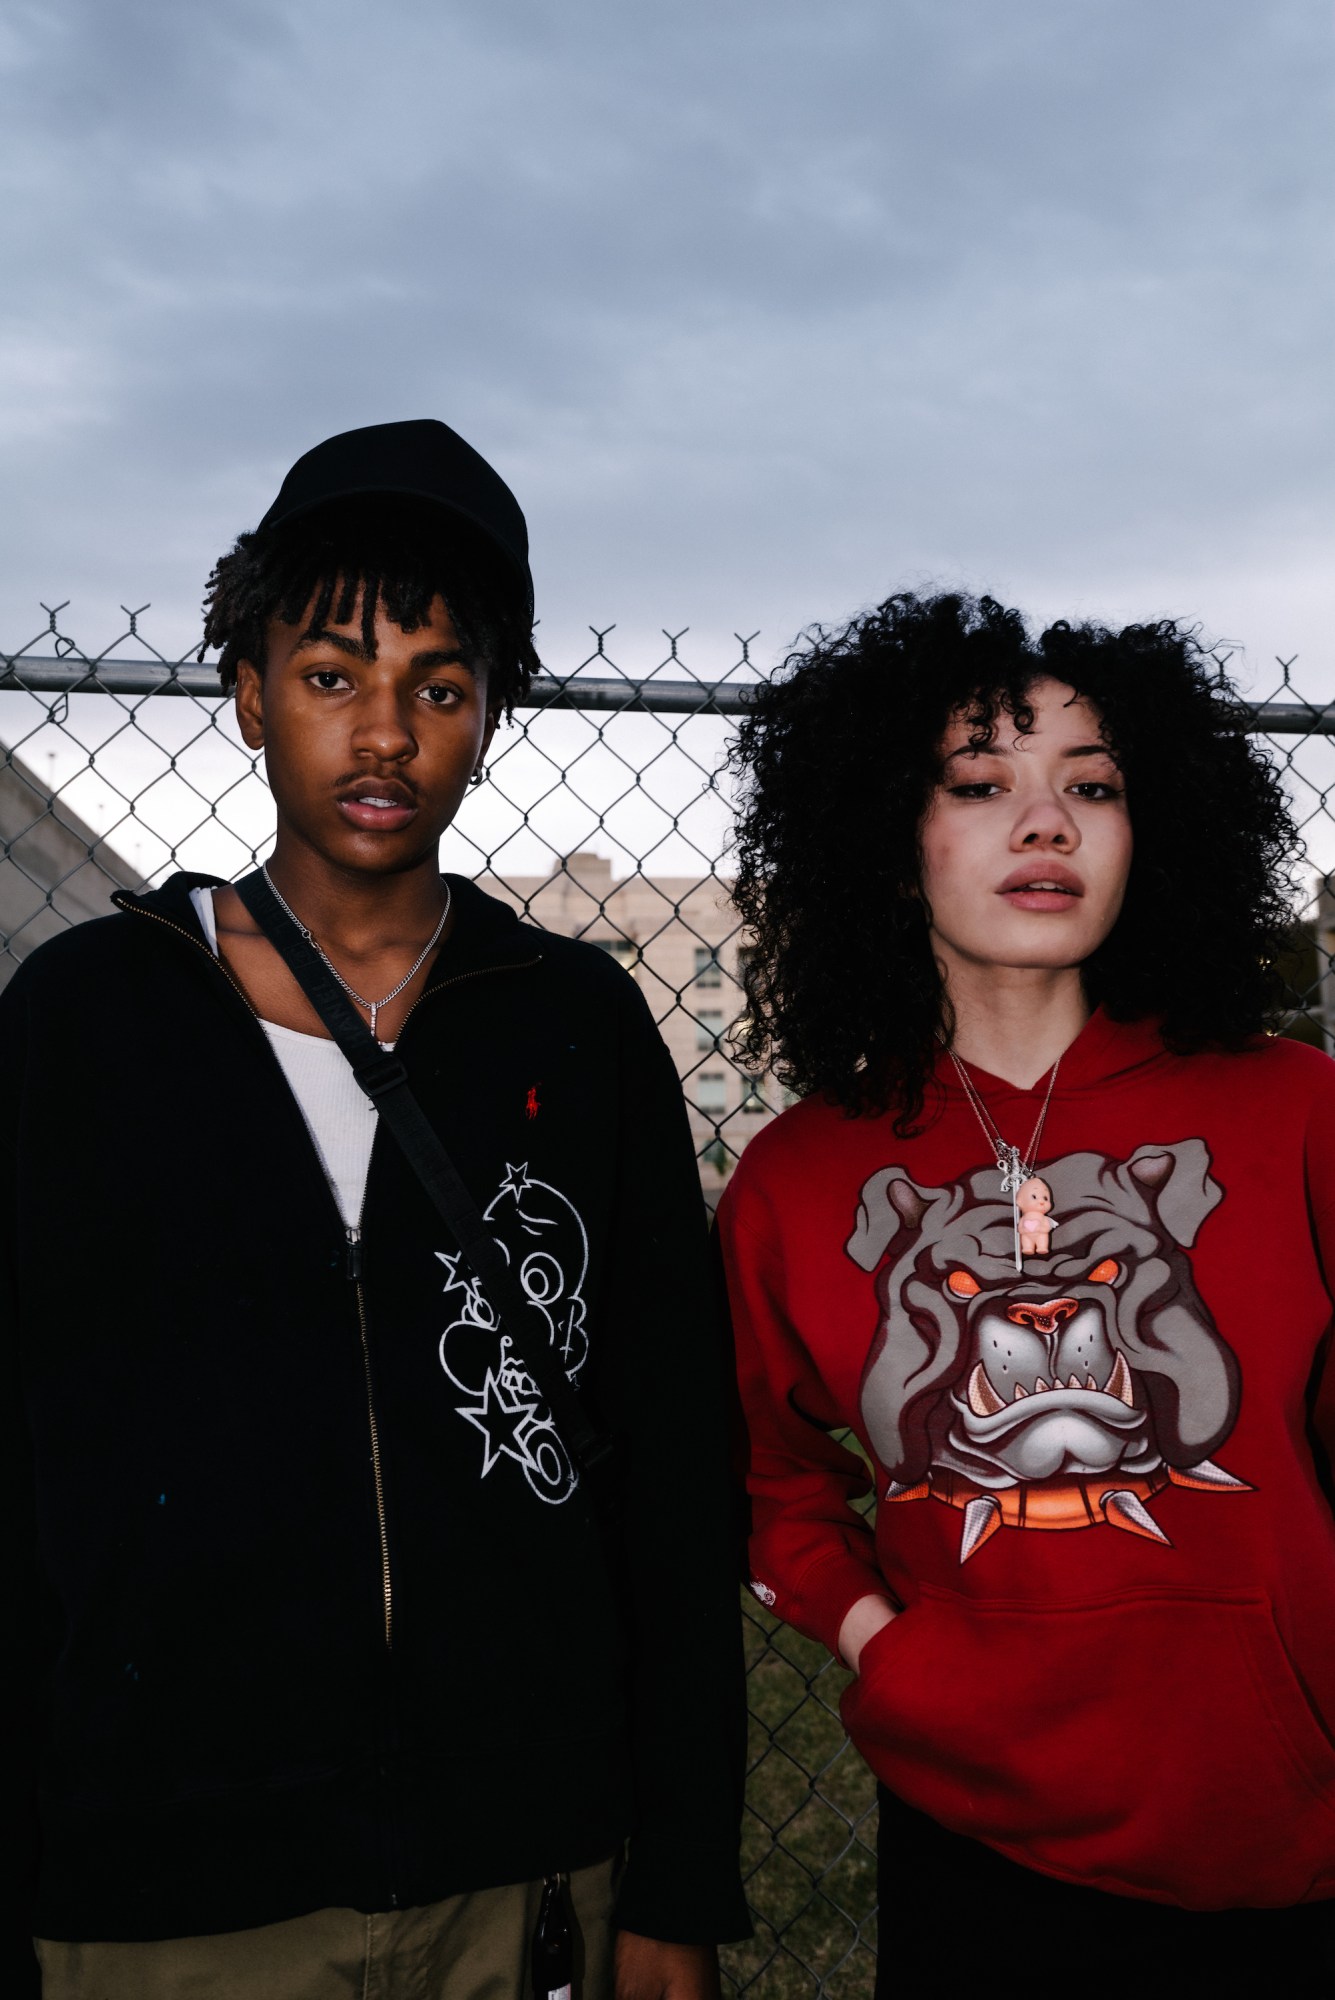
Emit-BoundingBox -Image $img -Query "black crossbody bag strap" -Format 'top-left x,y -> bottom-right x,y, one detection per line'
234,870 -> 613,1483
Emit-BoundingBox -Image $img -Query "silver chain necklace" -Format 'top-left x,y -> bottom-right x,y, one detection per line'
261,865 -> 451,1038
945,1047 -> 1062,1270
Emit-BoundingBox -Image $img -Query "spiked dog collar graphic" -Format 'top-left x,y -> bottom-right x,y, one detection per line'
846,1139 -> 1253,1562
886,1462 -> 1251,1563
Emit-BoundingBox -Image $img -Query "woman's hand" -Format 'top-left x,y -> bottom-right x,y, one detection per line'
837,1593 -> 898,1672
614,1933 -> 721,2000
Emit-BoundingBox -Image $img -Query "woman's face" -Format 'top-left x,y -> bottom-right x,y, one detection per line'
918,677 -> 1132,979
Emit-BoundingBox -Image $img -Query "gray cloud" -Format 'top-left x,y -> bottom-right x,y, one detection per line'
0,0 -> 1330,691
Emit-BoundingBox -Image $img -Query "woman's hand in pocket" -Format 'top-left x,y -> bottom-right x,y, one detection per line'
838,1593 -> 898,1673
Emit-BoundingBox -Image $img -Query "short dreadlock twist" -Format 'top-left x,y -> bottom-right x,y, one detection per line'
201,497 -> 539,719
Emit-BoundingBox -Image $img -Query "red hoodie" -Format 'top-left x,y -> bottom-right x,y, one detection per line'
719,1011 -> 1335,1910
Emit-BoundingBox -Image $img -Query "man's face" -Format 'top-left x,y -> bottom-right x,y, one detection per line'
234,588 -> 496,875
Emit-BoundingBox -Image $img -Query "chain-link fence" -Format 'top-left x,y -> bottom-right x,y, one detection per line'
3,608 -> 1335,1994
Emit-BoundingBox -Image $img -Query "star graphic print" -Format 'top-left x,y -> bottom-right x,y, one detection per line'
436,1163 -> 591,1506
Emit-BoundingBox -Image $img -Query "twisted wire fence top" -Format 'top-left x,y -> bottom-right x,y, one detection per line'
2,608 -> 1334,1995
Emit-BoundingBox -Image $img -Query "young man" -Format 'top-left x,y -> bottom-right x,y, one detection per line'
1,420 -> 748,1996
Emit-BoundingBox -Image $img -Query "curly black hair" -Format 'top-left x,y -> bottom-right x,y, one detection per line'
728,591 -> 1299,1132
201,497 -> 539,718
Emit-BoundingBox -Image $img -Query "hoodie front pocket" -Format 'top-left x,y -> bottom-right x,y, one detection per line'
840,1583 -> 1335,1910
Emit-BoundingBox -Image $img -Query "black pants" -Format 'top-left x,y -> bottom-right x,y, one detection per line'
875,1787 -> 1335,1994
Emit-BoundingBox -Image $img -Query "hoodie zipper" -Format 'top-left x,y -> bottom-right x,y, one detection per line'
345,954 -> 541,1650
118,895 -> 539,1660
344,1229 -> 395,1647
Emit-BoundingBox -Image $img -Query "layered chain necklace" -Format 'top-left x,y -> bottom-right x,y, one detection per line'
945,1047 -> 1062,1271
262,866 -> 451,1038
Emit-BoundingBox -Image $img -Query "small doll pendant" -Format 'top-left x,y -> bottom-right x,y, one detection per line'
1015,1175 -> 1056,1269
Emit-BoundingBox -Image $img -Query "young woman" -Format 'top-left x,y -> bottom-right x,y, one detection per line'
718,592 -> 1335,1984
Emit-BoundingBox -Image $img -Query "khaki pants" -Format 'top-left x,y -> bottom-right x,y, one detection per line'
35,1854 -> 619,2000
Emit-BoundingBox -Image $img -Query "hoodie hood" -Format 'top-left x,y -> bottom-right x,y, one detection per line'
932,1006 -> 1178,1106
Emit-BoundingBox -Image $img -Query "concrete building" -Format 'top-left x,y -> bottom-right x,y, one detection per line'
476,851 -> 781,1203
0,755 -> 144,990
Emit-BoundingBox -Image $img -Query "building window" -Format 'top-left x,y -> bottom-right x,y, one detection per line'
696,1010 -> 724,1051
593,937 -> 637,970
694,945 -> 722,988
700,1138 -> 732,1177
741,1081 -> 768,1115
696,1072 -> 728,1119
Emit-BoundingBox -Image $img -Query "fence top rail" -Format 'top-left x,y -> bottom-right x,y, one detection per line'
0,656 -> 752,715
2,655 -> 1333,733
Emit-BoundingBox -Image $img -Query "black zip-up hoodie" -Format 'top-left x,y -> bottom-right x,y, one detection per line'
0,872 -> 749,1990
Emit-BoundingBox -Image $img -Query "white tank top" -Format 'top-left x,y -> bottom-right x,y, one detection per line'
191,886 -> 383,1231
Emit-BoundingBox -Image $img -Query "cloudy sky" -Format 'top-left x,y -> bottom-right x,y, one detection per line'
1,0 -> 1330,696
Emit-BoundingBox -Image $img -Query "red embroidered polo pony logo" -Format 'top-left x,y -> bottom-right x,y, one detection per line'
525,1085 -> 541,1121
846,1140 -> 1252,1563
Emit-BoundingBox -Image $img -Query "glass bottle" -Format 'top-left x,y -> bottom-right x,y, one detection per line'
531,1871 -> 574,2000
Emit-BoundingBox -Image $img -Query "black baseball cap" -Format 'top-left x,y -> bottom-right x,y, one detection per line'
257,418 -> 533,612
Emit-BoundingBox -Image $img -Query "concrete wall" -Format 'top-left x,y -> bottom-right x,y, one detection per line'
0,755 -> 145,990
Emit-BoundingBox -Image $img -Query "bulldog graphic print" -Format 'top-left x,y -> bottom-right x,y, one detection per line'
846,1140 -> 1252,1561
